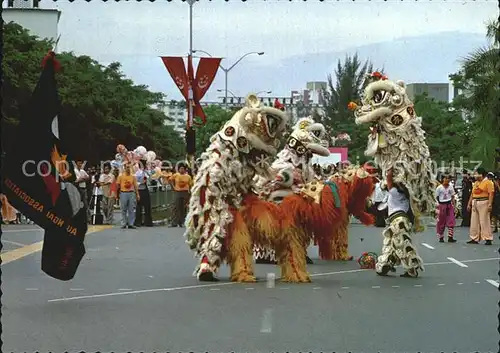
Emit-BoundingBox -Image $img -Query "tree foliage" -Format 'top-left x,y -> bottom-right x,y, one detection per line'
414,93 -> 471,164
318,54 -> 381,162
450,19 -> 500,170
194,105 -> 232,152
2,22 -> 185,164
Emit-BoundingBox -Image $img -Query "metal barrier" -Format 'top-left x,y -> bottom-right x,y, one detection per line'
148,184 -> 175,222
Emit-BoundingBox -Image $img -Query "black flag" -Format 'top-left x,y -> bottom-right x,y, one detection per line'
2,52 -> 88,281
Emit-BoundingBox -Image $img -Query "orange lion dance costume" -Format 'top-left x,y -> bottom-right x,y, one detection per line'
184,94 -> 290,282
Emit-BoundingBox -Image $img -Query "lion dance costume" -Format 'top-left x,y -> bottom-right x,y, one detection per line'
253,116 -> 330,264
351,72 -> 435,277
185,94 -> 290,282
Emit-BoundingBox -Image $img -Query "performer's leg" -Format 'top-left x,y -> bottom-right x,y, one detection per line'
277,226 -> 311,283
120,193 -> 128,228
477,200 -> 492,243
226,211 -> 256,282
375,226 -> 398,276
436,204 -> 446,241
468,201 -> 481,243
446,204 -> 457,242
142,189 -> 153,226
393,216 -> 424,277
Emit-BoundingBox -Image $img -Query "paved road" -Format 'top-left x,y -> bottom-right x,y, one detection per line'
2,222 -> 499,352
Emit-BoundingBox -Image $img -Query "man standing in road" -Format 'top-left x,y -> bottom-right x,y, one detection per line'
170,164 -> 192,227
466,167 -> 494,245
117,163 -> 140,229
73,160 -> 90,223
99,163 -> 115,225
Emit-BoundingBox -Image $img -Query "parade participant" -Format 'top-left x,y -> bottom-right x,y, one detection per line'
134,159 -> 153,227
253,116 -> 330,264
370,172 -> 388,227
435,175 -> 457,243
117,163 -> 140,229
73,160 -> 90,223
466,167 -> 494,245
375,169 -> 424,277
350,73 -> 436,277
170,164 -> 192,227
461,172 -> 473,226
185,94 -> 288,282
99,163 -> 116,225
492,172 -> 500,234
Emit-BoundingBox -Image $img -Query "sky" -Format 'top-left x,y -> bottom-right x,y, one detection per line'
38,0 -> 496,100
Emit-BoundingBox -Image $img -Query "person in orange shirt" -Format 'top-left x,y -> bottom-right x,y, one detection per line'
467,167 -> 495,245
116,163 -> 140,229
169,164 -> 193,227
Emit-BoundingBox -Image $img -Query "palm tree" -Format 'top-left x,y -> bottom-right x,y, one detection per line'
451,19 -> 500,170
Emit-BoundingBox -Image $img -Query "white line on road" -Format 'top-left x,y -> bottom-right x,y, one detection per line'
2,229 -> 43,233
25,288 -> 38,291
372,286 -> 380,289
2,240 -> 28,247
437,283 -> 445,286
391,286 -> 400,288
245,287 -> 255,290
485,279 -> 499,288
209,288 -> 220,291
474,281 -> 480,284
47,257 -> 500,302
118,289 -> 133,291
341,287 -> 349,289
447,257 -> 468,268
414,284 -> 423,287
422,243 -> 435,250
260,308 -> 273,333
313,287 -> 321,290
279,287 -> 289,290
457,282 -> 463,285
69,288 -> 84,291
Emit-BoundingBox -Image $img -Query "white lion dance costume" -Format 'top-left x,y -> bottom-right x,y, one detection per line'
184,94 -> 289,282
253,117 -> 330,264
351,72 -> 435,277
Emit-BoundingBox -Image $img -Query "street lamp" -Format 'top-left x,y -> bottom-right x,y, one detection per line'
217,88 -> 237,98
193,49 -> 265,110
256,90 -> 272,96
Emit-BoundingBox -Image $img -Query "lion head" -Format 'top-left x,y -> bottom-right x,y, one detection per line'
350,73 -> 436,223
217,93 -> 288,173
286,117 -> 330,158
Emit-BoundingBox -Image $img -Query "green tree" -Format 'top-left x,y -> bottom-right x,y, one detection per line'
414,93 -> 471,165
194,105 -> 232,152
450,19 -> 500,170
319,54 -> 381,161
2,22 -> 185,164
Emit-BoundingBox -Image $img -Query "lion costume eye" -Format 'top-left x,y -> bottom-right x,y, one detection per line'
296,146 -> 306,155
288,138 -> 297,147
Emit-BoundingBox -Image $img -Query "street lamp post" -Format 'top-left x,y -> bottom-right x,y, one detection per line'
193,49 -> 264,110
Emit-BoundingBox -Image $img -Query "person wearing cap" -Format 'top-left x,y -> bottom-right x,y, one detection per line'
466,167 -> 495,245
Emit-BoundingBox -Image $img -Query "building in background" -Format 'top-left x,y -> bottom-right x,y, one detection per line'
306,81 -> 327,105
406,83 -> 451,103
158,101 -> 187,135
4,0 -> 61,43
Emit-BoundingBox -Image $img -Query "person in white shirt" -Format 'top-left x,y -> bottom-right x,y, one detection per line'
99,163 -> 116,225
74,160 -> 90,223
91,170 -> 103,222
371,177 -> 389,227
134,159 -> 153,227
375,168 -> 424,278
435,175 -> 457,243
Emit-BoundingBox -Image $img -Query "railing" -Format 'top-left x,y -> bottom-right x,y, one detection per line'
148,184 -> 175,223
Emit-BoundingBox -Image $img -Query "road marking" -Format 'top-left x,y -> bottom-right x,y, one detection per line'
391,285 -> 400,288
1,225 -> 111,265
26,288 -> 38,291
2,229 -> 43,233
260,308 -> 273,333
485,279 -> 499,288
69,288 -> 84,291
313,287 -> 321,290
209,288 -> 220,291
447,257 -> 468,268
245,287 -> 255,290
147,276 -> 154,278
47,257 -> 500,302
341,287 -> 349,289
414,284 -> 423,287
372,286 -> 380,289
266,273 -> 276,288
474,281 -> 480,284
422,243 -> 434,250
2,240 -> 28,247
118,289 -> 133,291
457,282 -> 463,285
279,287 -> 289,290
437,283 -> 445,286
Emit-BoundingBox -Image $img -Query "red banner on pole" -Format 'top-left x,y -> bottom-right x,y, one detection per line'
160,56 -> 221,126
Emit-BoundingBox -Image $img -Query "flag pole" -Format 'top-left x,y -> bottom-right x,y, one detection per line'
186,0 -> 195,171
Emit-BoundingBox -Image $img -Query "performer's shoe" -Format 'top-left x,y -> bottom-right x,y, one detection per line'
376,264 -> 392,276
466,240 -> 479,244
484,240 -> 492,245
400,269 -> 418,278
438,237 -> 444,243
447,237 -> 457,243
128,225 -> 136,229
306,256 -> 314,264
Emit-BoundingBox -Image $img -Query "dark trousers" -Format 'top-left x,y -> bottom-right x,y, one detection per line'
173,190 -> 189,226
371,202 -> 387,227
461,194 -> 471,226
135,188 -> 153,226
79,188 -> 90,222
